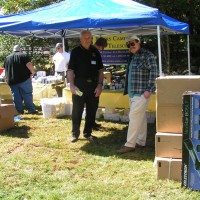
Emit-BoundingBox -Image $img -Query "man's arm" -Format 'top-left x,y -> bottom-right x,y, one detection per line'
67,69 -> 78,94
95,69 -> 104,97
26,62 -> 36,76
98,69 -> 104,86
146,53 -> 158,93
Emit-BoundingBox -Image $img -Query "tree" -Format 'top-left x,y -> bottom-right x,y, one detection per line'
136,0 -> 200,74
0,0 -> 64,70
0,0 -> 63,14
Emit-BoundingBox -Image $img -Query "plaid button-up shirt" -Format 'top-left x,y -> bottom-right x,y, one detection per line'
124,48 -> 158,97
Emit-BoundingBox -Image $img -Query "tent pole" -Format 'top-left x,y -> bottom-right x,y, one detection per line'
187,35 -> 191,75
157,25 -> 163,76
61,29 -> 65,52
62,37 -> 65,52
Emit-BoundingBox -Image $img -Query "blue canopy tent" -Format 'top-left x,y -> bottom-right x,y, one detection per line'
0,0 -> 190,75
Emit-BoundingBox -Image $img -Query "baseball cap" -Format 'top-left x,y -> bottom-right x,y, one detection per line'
13,45 -> 21,52
55,43 -> 63,48
125,35 -> 140,42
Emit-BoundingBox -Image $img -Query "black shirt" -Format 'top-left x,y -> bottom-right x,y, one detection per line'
68,45 -> 103,80
3,52 -> 31,85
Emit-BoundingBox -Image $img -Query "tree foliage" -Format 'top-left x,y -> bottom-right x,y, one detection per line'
0,0 -> 200,74
137,0 -> 200,74
0,0 -> 62,14
138,0 -> 200,35
0,0 -> 65,69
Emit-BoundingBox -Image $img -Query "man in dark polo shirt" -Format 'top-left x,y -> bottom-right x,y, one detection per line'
68,30 -> 104,142
3,45 -> 37,114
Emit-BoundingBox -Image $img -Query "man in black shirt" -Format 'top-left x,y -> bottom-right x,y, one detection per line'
3,45 -> 37,114
68,30 -> 104,142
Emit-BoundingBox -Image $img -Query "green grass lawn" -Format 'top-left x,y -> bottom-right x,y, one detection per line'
0,106 -> 200,200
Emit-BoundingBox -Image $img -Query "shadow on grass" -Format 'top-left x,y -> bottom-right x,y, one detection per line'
0,125 -> 31,138
80,122 -> 156,161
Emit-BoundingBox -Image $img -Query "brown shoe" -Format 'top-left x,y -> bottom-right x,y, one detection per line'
135,143 -> 145,148
117,146 -> 135,154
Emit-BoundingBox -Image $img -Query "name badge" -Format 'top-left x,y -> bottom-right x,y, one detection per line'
91,60 -> 96,65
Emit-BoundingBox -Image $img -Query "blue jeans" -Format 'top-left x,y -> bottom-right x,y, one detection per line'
10,78 -> 36,113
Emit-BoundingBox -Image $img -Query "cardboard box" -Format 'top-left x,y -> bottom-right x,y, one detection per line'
0,82 -> 12,100
182,138 -> 200,190
155,132 -> 182,158
157,105 -> 182,133
182,91 -> 200,140
1,99 -> 13,104
0,104 -> 18,132
156,76 -> 200,133
156,157 -> 182,181
183,92 -> 200,139
182,92 -> 200,190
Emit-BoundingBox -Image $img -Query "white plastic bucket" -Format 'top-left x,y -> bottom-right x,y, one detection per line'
65,104 -> 72,115
40,97 -> 66,118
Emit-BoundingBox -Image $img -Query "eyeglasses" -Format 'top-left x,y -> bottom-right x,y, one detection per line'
126,42 -> 135,48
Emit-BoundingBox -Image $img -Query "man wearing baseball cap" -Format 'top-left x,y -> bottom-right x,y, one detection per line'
53,43 -> 70,81
3,45 -> 37,114
117,35 -> 158,154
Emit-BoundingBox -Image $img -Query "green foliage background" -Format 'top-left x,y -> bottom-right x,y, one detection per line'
138,0 -> 200,74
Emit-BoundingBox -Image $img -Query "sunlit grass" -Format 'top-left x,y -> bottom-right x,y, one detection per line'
0,106 -> 200,199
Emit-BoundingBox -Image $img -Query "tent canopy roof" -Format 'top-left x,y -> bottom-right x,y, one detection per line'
0,0 -> 189,38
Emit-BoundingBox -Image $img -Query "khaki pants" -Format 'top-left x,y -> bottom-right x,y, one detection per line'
125,95 -> 150,148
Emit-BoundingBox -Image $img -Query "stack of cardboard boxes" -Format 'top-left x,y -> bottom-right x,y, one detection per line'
155,76 -> 200,182
0,83 -> 18,132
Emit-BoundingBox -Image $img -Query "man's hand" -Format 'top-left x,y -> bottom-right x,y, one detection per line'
70,84 -> 79,95
143,91 -> 151,99
94,84 -> 102,97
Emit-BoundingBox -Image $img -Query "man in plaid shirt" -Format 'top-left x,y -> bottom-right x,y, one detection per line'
117,35 -> 158,154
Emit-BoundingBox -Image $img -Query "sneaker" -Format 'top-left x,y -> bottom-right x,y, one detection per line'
84,135 -> 98,140
117,146 -> 135,154
71,136 -> 78,143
